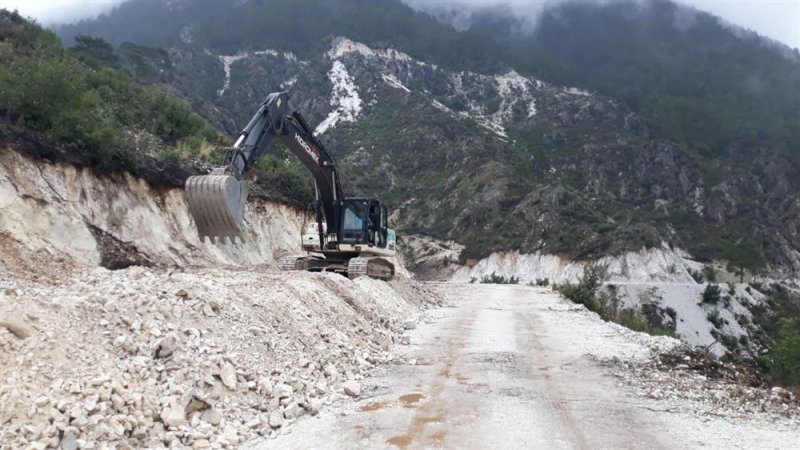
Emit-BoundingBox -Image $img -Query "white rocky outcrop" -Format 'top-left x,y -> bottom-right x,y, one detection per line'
327,36 -> 414,62
0,149 -> 305,270
314,60 -> 363,135
450,246 -> 702,285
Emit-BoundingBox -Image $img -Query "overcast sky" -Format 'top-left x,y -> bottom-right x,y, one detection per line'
0,0 -> 797,49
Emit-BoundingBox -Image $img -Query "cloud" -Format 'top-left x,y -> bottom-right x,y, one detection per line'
403,0 -> 800,50
0,0 -> 126,25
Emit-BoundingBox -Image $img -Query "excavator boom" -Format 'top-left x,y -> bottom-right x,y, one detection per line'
185,92 -> 343,242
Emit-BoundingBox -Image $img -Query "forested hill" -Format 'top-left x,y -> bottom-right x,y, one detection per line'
40,0 -> 800,274
456,0 -> 800,170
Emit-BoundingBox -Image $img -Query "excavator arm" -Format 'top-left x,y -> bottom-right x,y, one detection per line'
186,92 -> 343,244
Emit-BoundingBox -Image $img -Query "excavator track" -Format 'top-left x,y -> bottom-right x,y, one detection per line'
278,255 -> 327,272
347,257 -> 395,281
185,174 -> 248,242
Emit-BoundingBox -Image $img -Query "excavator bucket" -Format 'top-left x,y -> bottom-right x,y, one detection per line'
185,174 -> 248,242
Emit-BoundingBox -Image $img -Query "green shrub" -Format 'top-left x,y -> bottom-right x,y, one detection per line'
0,12 -> 221,174
702,284 -> 721,305
617,308 -> 675,337
480,271 -> 519,284
560,264 -> 608,314
560,264 -> 674,337
767,318 -> 800,386
702,266 -> 716,283
688,268 -> 704,283
706,309 -> 724,329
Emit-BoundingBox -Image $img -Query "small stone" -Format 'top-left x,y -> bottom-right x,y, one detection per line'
343,380 -> 361,397
183,394 -> 211,415
220,363 -> 237,390
161,400 -> 186,427
153,333 -> 179,359
274,383 -> 293,399
90,376 -> 110,387
84,395 -> 99,412
245,417 -> 260,429
305,398 -> 323,416
200,409 -> 221,426
175,289 -> 189,298
257,378 -> 272,396
0,320 -> 30,339
268,410 -> 284,428
283,402 -> 305,420
192,439 -> 211,449
400,335 -> 411,345
60,427 -> 79,450
202,304 -> 216,317
323,363 -> 338,378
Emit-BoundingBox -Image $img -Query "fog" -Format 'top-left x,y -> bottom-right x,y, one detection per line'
403,0 -> 800,50
0,0 -> 796,50
0,0 -> 125,25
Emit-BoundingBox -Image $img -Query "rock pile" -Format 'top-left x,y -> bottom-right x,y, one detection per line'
0,265 -> 441,448
608,346 -> 799,423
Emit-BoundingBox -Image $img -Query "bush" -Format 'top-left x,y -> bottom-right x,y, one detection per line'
702,284 -> 721,305
702,266 -> 716,283
617,308 -> 675,337
480,271 -> 519,284
560,265 -> 674,337
560,264 -> 608,314
767,318 -> 800,386
706,309 -> 724,329
688,268 -> 704,283
665,307 -> 677,322
535,277 -> 550,287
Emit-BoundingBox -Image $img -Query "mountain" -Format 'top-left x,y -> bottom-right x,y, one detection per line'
54,0 -> 800,275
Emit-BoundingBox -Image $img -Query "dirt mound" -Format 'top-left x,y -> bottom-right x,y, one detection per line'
611,345 -> 798,420
0,265 -> 441,448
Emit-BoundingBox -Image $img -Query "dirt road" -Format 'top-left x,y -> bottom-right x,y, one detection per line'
251,284 -> 799,449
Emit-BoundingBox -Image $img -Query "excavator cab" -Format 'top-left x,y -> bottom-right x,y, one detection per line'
341,198 -> 388,248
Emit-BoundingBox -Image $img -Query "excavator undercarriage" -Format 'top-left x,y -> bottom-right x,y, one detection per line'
277,255 -> 395,280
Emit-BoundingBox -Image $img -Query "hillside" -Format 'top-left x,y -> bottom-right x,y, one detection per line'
55,0 -> 800,276
0,5 -> 798,447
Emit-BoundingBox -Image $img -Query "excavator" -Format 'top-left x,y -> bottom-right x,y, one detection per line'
184,92 -> 395,280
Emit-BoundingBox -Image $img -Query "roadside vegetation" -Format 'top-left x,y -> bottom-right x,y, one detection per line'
0,11 -> 314,203
749,284 -> 800,387
480,272 -> 519,284
0,11 -> 220,173
560,265 -> 675,337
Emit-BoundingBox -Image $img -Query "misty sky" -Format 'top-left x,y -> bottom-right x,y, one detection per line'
0,0 -> 797,50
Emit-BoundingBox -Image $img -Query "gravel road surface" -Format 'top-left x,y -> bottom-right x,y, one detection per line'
253,284 -> 799,449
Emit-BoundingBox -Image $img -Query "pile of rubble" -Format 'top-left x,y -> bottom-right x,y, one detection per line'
0,265 -> 441,448
608,346 -> 798,422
